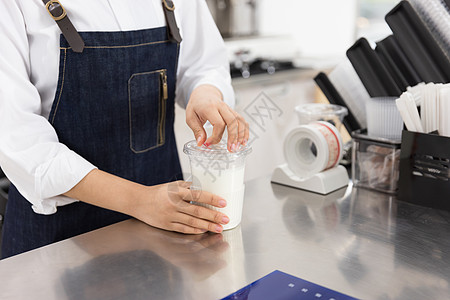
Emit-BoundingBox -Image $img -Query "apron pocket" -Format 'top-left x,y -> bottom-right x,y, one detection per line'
128,69 -> 168,153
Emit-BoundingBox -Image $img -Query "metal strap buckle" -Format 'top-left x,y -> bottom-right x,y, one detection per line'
45,0 -> 67,21
163,0 -> 175,11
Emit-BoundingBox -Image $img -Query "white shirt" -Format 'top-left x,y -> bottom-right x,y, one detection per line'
0,0 -> 234,214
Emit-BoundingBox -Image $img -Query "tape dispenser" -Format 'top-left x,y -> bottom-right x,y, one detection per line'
271,121 -> 349,194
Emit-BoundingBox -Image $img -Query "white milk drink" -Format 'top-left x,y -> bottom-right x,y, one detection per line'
191,164 -> 245,195
184,141 -> 251,230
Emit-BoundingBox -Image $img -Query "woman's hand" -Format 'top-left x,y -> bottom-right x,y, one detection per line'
65,170 -> 229,235
186,84 -> 249,151
134,180 -> 230,234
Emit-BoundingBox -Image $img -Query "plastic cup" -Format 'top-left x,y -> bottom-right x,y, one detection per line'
295,103 -> 348,131
183,141 -> 252,230
366,97 -> 403,141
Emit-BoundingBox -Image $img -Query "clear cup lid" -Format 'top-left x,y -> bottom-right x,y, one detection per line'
295,103 -> 348,119
183,140 -> 252,160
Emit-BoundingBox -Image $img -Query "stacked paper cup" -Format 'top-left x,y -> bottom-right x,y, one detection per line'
366,97 -> 404,140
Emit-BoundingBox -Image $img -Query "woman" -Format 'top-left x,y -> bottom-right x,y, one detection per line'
0,0 -> 249,258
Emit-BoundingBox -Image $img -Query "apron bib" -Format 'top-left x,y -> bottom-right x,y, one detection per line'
1,25 -> 183,258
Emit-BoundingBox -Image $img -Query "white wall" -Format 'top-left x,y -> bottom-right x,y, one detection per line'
258,0 -> 358,59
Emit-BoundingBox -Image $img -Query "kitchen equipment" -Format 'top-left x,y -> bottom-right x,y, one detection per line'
375,35 -> 422,91
205,0 -> 258,38
385,1 -> 450,83
346,38 -> 402,97
407,0 -> 450,61
183,140 -> 252,230
271,121 -> 349,194
314,72 -> 361,132
207,0 -> 298,79
206,0 -> 232,37
225,35 -> 298,78
328,58 -> 372,129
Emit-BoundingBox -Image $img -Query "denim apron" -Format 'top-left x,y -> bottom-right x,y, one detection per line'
1,24 -> 183,258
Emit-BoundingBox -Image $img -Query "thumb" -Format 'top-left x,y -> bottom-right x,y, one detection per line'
187,116 -> 207,146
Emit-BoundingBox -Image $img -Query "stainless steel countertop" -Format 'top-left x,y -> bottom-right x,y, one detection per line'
1,176 -> 450,299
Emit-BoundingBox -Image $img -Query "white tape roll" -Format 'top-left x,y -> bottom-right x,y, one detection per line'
284,121 -> 344,178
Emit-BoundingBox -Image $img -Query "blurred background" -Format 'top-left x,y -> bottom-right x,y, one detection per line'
174,0 -> 401,181
0,0 -> 401,248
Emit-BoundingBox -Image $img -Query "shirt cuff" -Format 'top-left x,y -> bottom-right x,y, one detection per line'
31,150 -> 97,215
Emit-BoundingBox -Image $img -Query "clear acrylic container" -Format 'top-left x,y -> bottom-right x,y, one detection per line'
352,129 -> 401,194
295,103 -> 348,131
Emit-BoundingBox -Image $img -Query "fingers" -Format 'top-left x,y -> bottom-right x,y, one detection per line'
219,105 -> 239,151
227,108 -> 249,148
181,189 -> 227,209
176,200 -> 229,234
241,111 -> 250,145
141,182 -> 231,236
186,112 -> 207,146
175,210 -> 227,234
203,103 -> 249,151
182,201 -> 229,224
167,185 -> 229,234
204,110 -> 226,146
186,85 -> 250,149
171,182 -> 226,209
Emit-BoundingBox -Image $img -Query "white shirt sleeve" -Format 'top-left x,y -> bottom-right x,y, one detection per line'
0,1 -> 96,214
175,0 -> 235,109
0,0 -> 234,215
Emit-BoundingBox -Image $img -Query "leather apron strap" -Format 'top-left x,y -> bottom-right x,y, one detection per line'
42,0 -> 183,50
42,0 -> 85,53
162,0 -> 182,43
